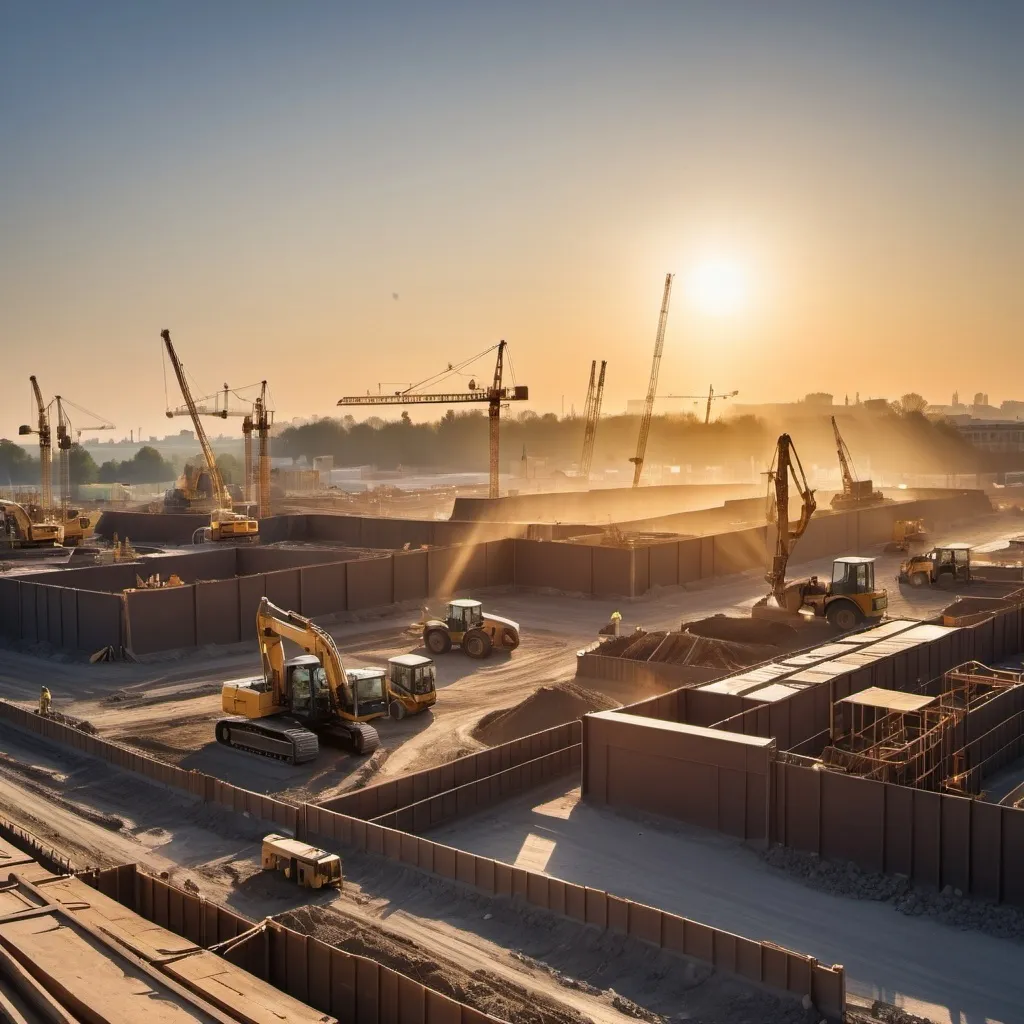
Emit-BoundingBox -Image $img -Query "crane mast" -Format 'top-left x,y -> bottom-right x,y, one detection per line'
580,360 -> 606,480
488,341 -> 505,499
765,434 -> 816,605
160,330 -> 231,510
254,380 -> 271,519
25,376 -> 53,516
630,273 -> 674,487
54,397 -> 72,523
579,362 -> 596,469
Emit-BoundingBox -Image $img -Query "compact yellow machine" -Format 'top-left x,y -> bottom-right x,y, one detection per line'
385,653 -> 437,719
887,518 -> 927,553
899,544 -> 971,587
261,834 -> 342,889
777,556 -> 889,631
420,599 -> 520,659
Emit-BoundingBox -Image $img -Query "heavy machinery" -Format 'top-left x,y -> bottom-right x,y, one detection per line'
19,376 -> 52,516
758,434 -> 888,631
420,598 -> 520,658
161,330 -> 259,541
886,518 -> 928,554
829,416 -> 884,509
630,273 -> 674,487
579,360 -> 607,480
0,500 -> 63,548
338,342 -> 528,500
261,834 -> 342,889
899,543 -> 972,587
218,598 -> 436,764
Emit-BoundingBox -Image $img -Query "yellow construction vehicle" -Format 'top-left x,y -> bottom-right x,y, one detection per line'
898,543 -> 971,587
218,598 -> 436,763
161,330 -> 259,541
420,598 -> 520,658
756,434 -> 888,631
261,834 -> 342,889
829,416 -> 884,509
886,518 -> 927,554
0,499 -> 63,548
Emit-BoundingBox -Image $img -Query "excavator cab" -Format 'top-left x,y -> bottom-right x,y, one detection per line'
285,656 -> 388,722
830,557 -> 876,595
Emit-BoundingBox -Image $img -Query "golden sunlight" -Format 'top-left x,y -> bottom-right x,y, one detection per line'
685,256 -> 751,317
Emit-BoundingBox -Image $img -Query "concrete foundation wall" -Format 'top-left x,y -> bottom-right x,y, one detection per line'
346,556 -> 394,611
126,587 -> 196,654
195,579 -> 241,646
299,562 -> 347,617
393,550 -> 429,603
76,591 -> 124,651
236,546 -> 354,574
452,483 -> 761,524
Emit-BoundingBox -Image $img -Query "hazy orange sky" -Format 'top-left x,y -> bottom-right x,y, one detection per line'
2,2 -> 1022,442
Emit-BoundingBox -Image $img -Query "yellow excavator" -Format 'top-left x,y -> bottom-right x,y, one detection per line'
756,434 -> 888,631
0,499 -> 64,548
218,598 -> 436,764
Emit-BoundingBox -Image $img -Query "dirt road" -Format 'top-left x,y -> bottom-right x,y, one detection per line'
428,779 -> 1022,1024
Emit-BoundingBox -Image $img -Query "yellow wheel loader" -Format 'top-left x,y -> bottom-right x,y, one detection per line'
420,598 -> 520,659
898,544 -> 971,588
886,518 -> 927,554
219,598 -> 436,764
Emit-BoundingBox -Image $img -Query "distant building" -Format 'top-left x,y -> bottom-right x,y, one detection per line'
957,422 -> 1024,453
803,392 -> 833,407
862,399 -> 891,413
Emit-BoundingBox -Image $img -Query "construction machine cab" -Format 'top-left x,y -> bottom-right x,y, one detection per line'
386,653 -> 437,719
830,556 -> 876,596
283,654 -> 387,723
446,599 -> 484,632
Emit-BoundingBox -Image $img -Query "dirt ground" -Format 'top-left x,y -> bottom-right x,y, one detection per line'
0,720 -> 817,1024
2,511 -> 1018,810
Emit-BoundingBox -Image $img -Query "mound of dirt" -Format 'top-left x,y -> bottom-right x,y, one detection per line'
682,613 -> 799,648
473,683 -> 620,747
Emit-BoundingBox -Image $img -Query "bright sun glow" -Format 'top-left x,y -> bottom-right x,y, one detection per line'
686,257 -> 750,317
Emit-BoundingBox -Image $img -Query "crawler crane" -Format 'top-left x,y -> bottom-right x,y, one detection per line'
829,416 -> 884,509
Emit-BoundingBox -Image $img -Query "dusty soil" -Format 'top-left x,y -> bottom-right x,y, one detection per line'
0,721 -> 818,1024
472,682 -> 619,746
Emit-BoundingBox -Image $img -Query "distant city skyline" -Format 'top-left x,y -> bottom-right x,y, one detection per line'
2,1 -> 1022,441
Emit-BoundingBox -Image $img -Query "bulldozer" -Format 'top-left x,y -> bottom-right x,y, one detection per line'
755,434 -> 888,631
886,518 -> 927,554
218,598 -> 436,764
898,543 -> 971,588
419,598 -> 520,659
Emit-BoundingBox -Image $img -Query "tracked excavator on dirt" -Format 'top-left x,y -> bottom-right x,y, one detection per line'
219,598 -> 386,763
219,598 -> 437,763
0,499 -> 63,548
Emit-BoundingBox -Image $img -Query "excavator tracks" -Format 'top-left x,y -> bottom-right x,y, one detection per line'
215,717 -> 320,765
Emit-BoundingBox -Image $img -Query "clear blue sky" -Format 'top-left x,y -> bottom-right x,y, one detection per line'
2,1 -> 1021,438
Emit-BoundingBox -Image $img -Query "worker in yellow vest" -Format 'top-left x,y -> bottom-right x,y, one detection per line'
38,686 -> 51,717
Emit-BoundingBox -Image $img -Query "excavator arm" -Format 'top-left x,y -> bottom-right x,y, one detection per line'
765,434 -> 816,605
256,597 -> 354,709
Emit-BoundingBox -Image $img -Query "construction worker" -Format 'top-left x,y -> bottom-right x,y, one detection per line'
38,686 -> 51,717
609,610 -> 622,637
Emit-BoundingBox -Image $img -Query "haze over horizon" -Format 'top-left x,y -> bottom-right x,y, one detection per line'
2,1 -> 1022,442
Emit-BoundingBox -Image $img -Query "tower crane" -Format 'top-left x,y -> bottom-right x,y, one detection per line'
337,341 -> 528,499
253,381 -> 271,519
18,376 -> 53,517
161,330 -> 259,541
630,274 -> 674,487
579,360 -> 607,480
581,362 -> 596,431
829,416 -> 883,509
641,387 -> 737,423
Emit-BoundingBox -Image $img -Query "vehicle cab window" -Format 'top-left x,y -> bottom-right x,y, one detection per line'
468,605 -> 483,628
291,666 -> 311,712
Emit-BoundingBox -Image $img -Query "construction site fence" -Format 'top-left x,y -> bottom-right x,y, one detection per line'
0,699 -> 300,833
371,745 -> 582,833
299,803 -> 846,1020
0,699 -> 844,1018
0,816 -> 75,876
320,721 -> 582,818
773,759 -> 1024,906
84,862 -> 503,1024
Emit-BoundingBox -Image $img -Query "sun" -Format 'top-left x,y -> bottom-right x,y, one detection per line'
685,256 -> 750,317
